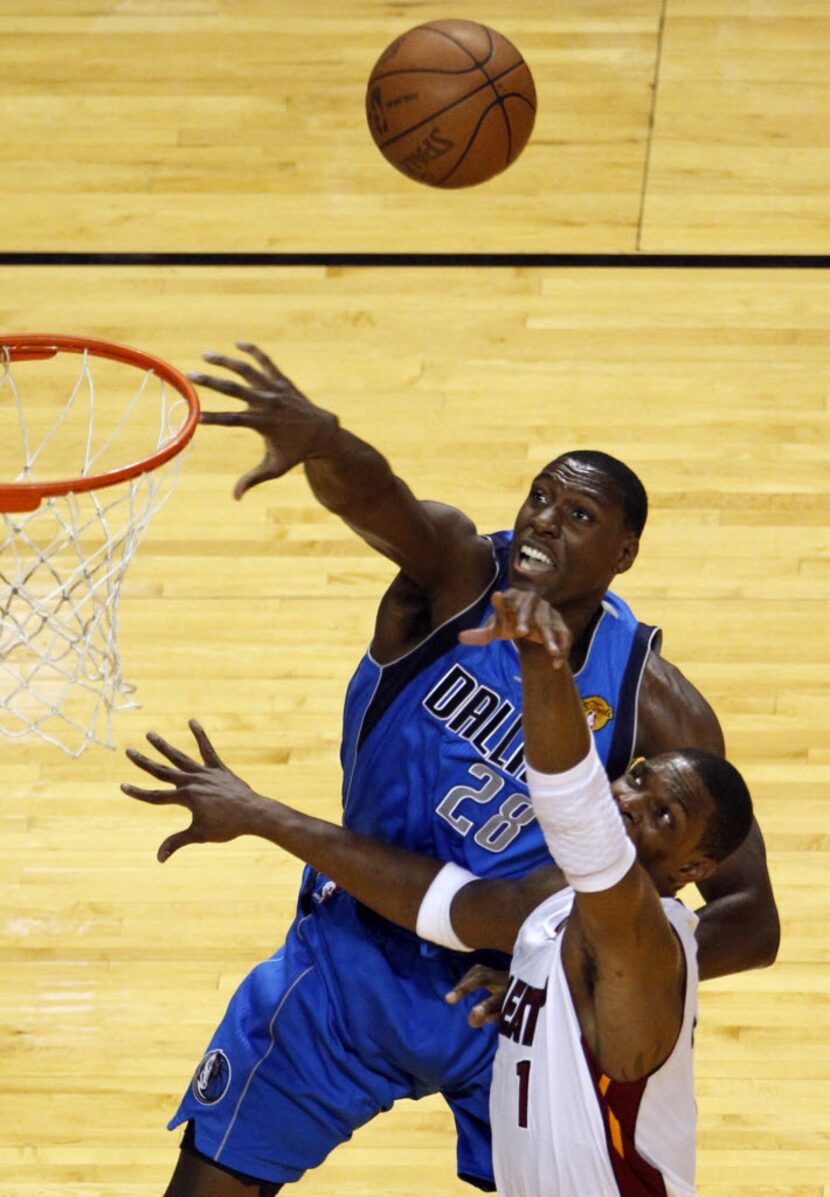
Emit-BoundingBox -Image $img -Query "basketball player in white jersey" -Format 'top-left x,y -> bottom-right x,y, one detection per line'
123,589 -> 753,1197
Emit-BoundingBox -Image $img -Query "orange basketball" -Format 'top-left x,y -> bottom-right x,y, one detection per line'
365,20 -> 537,189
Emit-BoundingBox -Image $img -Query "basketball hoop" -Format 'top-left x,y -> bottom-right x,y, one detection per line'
0,334 -> 199,755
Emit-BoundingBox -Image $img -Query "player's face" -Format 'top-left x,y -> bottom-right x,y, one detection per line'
508,458 -> 639,609
611,755 -> 717,895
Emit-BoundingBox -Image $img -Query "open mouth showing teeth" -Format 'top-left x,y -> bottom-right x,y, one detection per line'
518,544 -> 555,571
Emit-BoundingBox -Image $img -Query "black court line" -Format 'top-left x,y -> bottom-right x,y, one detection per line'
636,0 -> 669,252
0,252 -> 828,268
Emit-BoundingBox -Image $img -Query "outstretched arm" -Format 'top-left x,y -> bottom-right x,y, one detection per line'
637,654 -> 780,979
121,722 -> 555,955
462,590 -> 686,1080
192,343 -> 491,597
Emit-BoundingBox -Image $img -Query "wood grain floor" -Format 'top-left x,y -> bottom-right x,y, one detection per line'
0,265 -> 827,1194
1,1 -> 828,253
1,1 -> 829,1193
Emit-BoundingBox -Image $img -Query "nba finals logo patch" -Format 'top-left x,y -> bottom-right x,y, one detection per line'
192,1048 -> 232,1106
582,695 -> 613,732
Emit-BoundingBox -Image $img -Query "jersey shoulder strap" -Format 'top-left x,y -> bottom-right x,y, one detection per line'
584,590 -> 662,780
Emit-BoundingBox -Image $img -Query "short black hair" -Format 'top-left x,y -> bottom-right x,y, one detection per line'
551,450 -> 648,537
677,748 -> 754,863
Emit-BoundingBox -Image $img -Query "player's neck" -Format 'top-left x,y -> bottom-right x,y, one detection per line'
566,603 -> 604,672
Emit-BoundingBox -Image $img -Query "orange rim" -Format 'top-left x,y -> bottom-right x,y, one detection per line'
0,334 -> 200,512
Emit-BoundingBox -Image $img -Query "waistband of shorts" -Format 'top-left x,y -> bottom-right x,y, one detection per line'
301,868 -> 509,969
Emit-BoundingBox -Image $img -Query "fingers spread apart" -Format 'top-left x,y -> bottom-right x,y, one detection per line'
235,342 -> 282,378
188,720 -> 226,769
121,782 -> 180,805
125,747 -> 190,785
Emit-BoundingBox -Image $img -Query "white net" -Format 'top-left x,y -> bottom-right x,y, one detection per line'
0,345 -> 193,755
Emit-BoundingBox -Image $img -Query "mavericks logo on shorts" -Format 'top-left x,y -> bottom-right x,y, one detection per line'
192,1048 -> 232,1105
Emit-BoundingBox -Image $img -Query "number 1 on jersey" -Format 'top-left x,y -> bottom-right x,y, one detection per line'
516,1058 -> 531,1128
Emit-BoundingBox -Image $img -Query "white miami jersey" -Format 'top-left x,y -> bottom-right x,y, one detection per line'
491,888 -> 699,1197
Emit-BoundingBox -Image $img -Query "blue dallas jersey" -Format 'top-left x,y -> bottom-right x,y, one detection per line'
169,532 -> 663,1186
339,531 -> 661,881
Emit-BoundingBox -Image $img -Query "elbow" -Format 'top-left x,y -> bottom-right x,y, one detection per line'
742,903 -> 781,971
696,895 -> 781,980
755,911 -> 781,970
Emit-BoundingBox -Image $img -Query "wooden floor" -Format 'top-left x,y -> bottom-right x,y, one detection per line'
0,265 -> 827,1196
1,0 -> 828,253
1,2 -> 829,1195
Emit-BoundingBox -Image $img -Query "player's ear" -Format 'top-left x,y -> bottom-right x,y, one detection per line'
613,533 -> 639,576
675,855 -> 716,886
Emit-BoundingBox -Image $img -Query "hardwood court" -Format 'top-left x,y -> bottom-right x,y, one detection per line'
0,265 -> 827,1196
1,1 -> 828,253
2,0 -> 829,1194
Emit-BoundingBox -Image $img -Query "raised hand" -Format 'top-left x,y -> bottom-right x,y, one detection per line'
121,720 -> 266,862
459,588 -> 572,667
191,342 -> 339,498
445,963 -> 510,1028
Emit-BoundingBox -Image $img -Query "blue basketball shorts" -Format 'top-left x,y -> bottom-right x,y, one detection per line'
169,877 -> 499,1189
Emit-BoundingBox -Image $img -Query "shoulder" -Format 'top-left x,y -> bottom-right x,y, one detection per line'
372,507 -> 496,661
636,651 -> 724,757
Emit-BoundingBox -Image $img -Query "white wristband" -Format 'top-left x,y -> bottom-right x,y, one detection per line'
416,861 -> 478,952
525,741 -> 636,893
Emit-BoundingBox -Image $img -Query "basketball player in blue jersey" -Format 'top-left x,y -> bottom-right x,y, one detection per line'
123,586 -> 755,1197
146,342 -> 777,1197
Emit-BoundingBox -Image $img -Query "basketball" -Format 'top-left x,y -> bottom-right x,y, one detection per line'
365,20 -> 536,189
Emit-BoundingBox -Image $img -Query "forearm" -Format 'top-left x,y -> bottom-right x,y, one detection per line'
240,791 -> 444,931
304,424 -> 408,518
302,423 -> 451,572
518,638 -> 646,957
227,790 -> 531,953
518,642 -> 591,772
